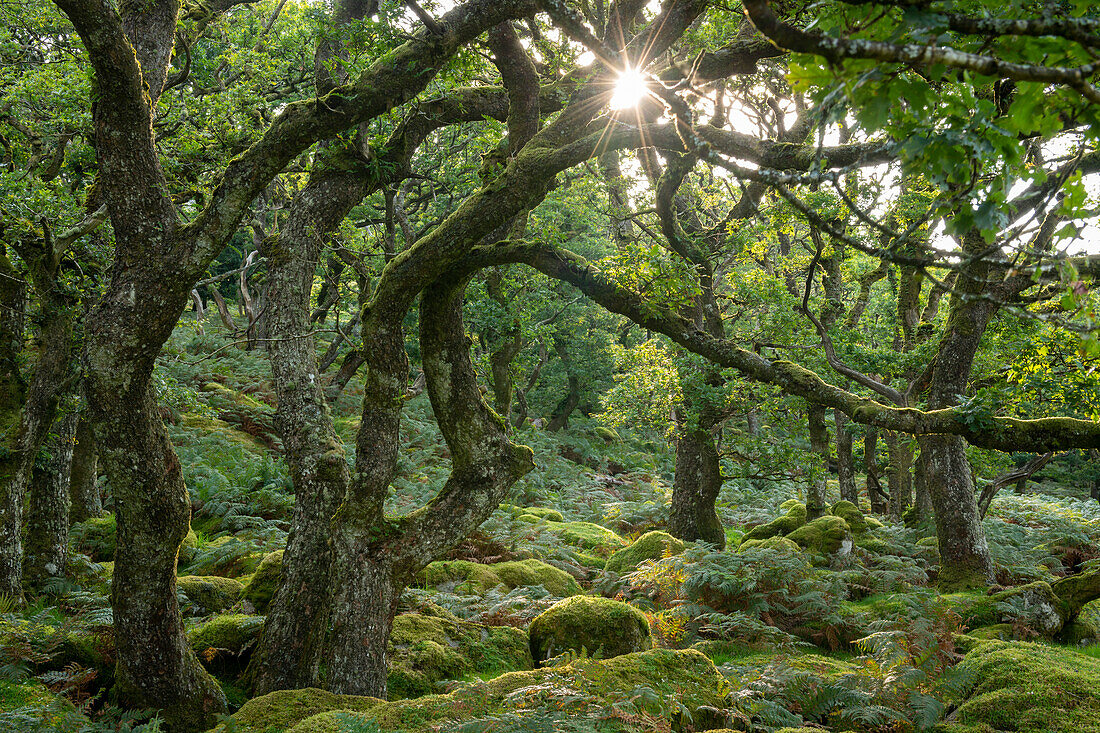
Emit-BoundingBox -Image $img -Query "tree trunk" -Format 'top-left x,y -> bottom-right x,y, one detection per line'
884,431 -> 913,519
546,338 -> 580,432
911,452 -> 933,521
24,411 -> 78,592
68,416 -> 102,523
865,428 -> 887,514
85,289 -> 227,729
806,404 -> 830,520
668,425 -> 725,548
248,167 -> 363,696
0,304 -> 73,599
834,409 -> 858,505
326,276 -> 533,696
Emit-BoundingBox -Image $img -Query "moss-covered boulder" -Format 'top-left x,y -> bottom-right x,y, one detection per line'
271,648 -> 728,733
502,505 -> 564,523
738,535 -> 801,553
955,640 -> 1100,732
1062,598 -> 1100,645
605,531 -> 686,574
422,559 -> 580,597
528,596 -> 650,664
188,614 -> 265,673
182,535 -> 266,578
228,688 -> 381,732
0,679 -> 87,730
178,575 -> 244,616
541,521 -> 628,555
945,582 -> 1066,637
830,500 -> 869,535
741,501 -> 807,543
785,515 -> 852,555
244,550 -> 283,613
388,609 -> 532,699
1053,565 -> 1100,618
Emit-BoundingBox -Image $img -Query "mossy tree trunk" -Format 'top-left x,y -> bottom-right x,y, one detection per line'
326,276 -> 534,696
248,166 -> 364,695
806,404 -> 830,520
834,409 -> 858,505
884,431 -> 913,518
68,416 -> 101,523
668,422 -> 725,548
24,410 -> 78,591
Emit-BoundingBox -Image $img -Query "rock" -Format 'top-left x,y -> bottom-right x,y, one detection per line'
388,608 -> 532,699
944,582 -> 1067,638
785,515 -> 852,555
737,535 -> 800,553
503,505 -> 564,523
188,614 -> 265,673
255,648 -> 728,733
528,596 -> 650,664
740,502 -> 807,543
592,426 -> 622,443
541,521 -> 629,556
1053,566 -> 1100,617
422,559 -> 581,597
177,575 -> 244,616
955,640 -> 1100,732
605,531 -> 686,574
227,688 -> 381,732
243,550 -> 283,613
829,500 -> 868,535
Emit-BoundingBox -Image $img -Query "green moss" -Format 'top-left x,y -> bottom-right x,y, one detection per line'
605,531 -> 686,574
178,575 -> 245,615
422,559 -> 580,597
1063,598 -> 1100,645
521,507 -> 564,522
280,648 -> 728,733
388,610 -> 532,700
228,688 -> 381,732
541,521 -> 628,556
528,596 -> 650,664
956,640 -> 1100,732
592,426 -> 621,443
945,583 -> 1066,637
785,515 -> 852,555
741,502 -> 807,543
188,614 -> 265,673
737,535 -> 800,553
1052,566 -> 1100,617
830,500 -> 868,535
967,623 -> 1017,640
244,550 -> 283,613
0,679 -> 84,730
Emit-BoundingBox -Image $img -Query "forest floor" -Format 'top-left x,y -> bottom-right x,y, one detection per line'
4,324 -> 1100,733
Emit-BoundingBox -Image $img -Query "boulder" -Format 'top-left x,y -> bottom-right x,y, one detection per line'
955,640 -> 1100,732
785,515 -> 853,555
177,575 -> 244,616
243,550 -> 283,613
421,559 -> 580,597
388,608 -> 532,699
605,531 -> 686,574
741,501 -> 807,543
528,595 -> 650,664
829,500 -> 869,535
188,614 -> 265,673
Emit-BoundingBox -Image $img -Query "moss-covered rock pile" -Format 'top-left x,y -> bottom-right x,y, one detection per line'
225,648 -> 728,733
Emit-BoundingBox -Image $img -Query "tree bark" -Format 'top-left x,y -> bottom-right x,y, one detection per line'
834,409 -> 858,505
325,276 -> 533,696
865,428 -> 887,514
24,410 -> 77,592
884,431 -> 913,518
248,167 -> 363,695
68,416 -> 102,523
667,423 -> 725,548
806,404 -> 830,520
